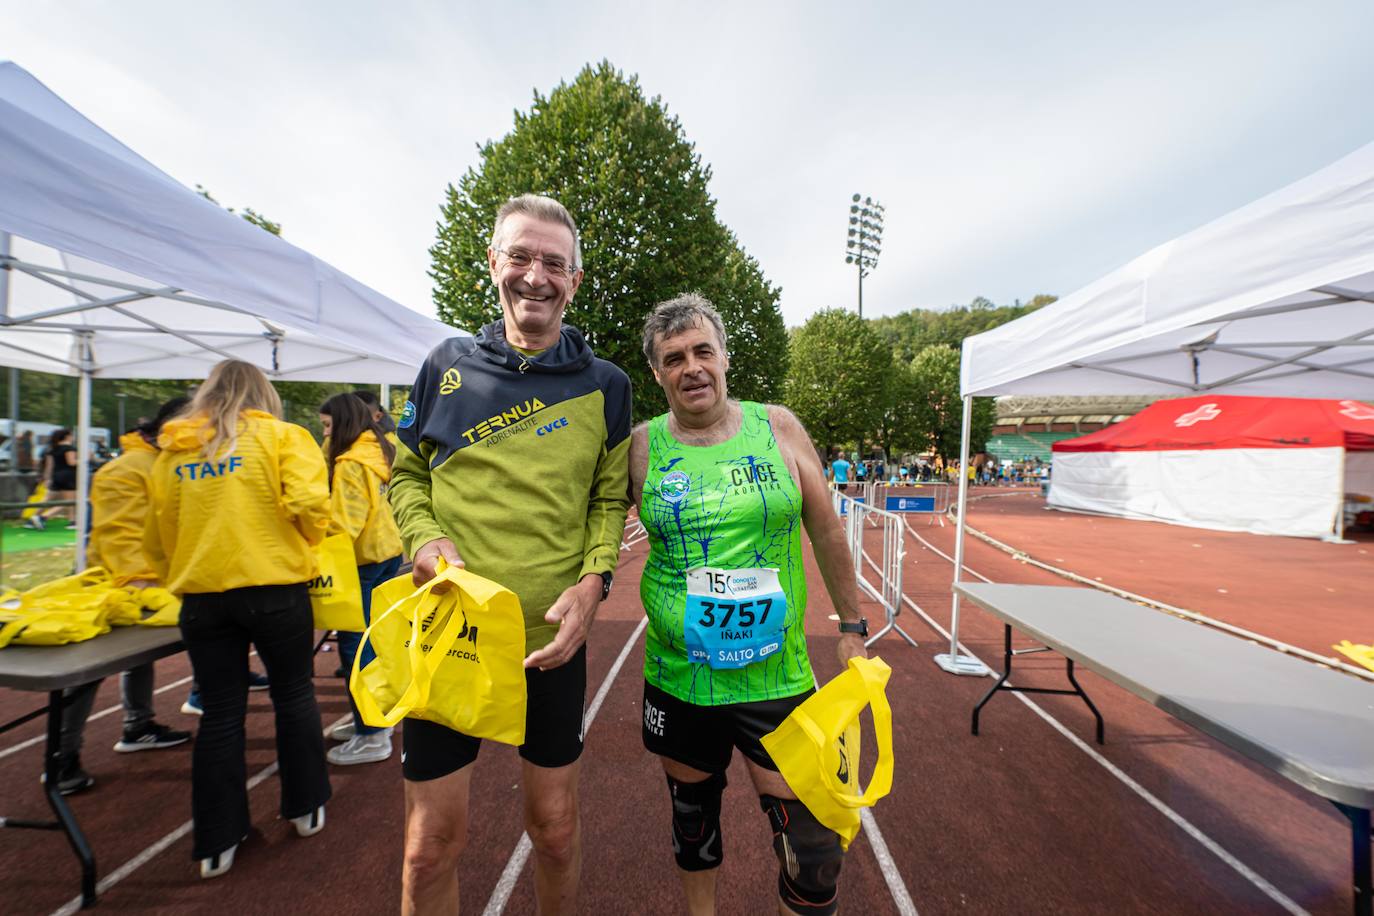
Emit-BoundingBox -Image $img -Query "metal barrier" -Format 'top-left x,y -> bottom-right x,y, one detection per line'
832,489 -> 919,650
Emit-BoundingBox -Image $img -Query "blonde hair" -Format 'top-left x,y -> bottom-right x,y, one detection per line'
180,360 -> 282,458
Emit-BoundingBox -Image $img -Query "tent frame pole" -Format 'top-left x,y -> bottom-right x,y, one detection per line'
935,395 -> 990,676
74,333 -> 93,571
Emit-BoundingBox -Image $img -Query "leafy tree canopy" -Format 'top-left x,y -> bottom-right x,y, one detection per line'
907,345 -> 996,464
430,61 -> 787,421
784,309 -> 892,450
871,294 -> 1056,363
195,185 -> 282,236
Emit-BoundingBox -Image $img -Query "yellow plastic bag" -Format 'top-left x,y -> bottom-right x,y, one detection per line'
309,534 -> 364,631
1334,640 -> 1374,673
760,656 -> 894,850
20,481 -> 47,520
0,601 -> 113,647
137,587 -> 182,627
350,562 -> 527,745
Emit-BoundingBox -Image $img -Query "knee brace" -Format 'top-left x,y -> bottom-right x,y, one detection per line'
760,795 -> 843,916
665,771 -> 726,872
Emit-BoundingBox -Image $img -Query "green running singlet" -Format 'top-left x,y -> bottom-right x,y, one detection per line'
640,401 -> 814,705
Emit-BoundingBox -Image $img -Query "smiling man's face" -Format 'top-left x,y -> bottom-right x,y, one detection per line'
651,319 -> 730,425
487,213 -> 582,346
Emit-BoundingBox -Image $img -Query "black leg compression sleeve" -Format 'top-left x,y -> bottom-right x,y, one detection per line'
666,771 -> 727,872
761,795 -> 843,916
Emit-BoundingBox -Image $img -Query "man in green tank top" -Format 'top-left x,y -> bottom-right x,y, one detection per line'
629,293 -> 868,916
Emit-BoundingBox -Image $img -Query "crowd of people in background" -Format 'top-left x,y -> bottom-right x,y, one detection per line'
824,453 -> 1051,488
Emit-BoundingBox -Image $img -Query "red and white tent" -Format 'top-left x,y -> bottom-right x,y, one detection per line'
1049,396 -> 1374,537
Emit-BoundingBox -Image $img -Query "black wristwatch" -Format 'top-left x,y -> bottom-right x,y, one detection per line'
838,617 -> 868,637
596,571 -> 613,602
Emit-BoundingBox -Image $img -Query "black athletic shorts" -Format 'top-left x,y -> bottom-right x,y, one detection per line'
641,680 -> 814,775
401,646 -> 587,781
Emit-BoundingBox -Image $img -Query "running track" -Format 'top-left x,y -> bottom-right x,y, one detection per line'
0,491 -> 1367,913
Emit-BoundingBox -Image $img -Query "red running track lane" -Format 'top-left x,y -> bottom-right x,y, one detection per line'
0,493 -> 1365,913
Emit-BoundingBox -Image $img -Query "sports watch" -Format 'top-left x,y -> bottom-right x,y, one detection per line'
597,571 -> 613,602
838,617 -> 869,637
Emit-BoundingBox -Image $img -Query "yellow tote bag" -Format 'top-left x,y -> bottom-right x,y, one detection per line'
350,562 -> 527,746
20,481 -> 47,520
309,534 -> 364,631
1334,640 -> 1374,673
760,656 -> 894,850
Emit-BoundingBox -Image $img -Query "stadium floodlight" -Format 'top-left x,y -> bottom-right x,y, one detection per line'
842,192 -> 885,318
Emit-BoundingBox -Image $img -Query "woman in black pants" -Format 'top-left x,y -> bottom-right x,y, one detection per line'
145,360 -> 333,878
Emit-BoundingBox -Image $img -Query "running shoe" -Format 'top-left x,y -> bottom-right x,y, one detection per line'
181,690 -> 203,716
114,721 -> 193,753
327,732 -> 392,766
290,805 -> 326,837
41,754 -> 94,796
199,836 -> 246,879
328,721 -> 355,742
247,671 -> 270,691
24,516 -> 45,530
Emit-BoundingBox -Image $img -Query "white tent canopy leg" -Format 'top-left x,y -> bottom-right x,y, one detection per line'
935,394 -> 991,677
75,333 -> 92,570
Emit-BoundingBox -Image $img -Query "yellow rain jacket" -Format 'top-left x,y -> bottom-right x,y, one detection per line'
88,432 -> 158,585
328,430 -> 403,565
146,409 -> 330,595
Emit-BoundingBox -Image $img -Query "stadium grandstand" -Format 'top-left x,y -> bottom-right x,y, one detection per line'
986,395 -> 1157,463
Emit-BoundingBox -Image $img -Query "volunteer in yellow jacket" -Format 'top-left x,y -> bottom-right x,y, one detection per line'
318,392 -> 404,766
49,397 -> 194,798
145,359 -> 333,880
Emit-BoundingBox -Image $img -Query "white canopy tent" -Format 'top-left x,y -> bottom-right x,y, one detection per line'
0,61 -> 462,564
938,139 -> 1374,675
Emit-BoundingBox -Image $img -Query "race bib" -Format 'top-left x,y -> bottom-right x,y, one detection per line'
684,566 -> 788,669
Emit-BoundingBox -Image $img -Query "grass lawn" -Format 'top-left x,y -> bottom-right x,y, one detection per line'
1,519 -> 77,590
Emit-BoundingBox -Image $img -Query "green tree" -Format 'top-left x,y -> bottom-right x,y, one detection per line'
872,359 -> 925,461
908,345 -> 996,464
784,309 -> 892,451
429,61 -> 787,420
871,294 -> 1056,363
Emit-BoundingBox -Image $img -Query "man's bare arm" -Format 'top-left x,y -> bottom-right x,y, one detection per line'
770,405 -> 868,664
627,422 -> 650,508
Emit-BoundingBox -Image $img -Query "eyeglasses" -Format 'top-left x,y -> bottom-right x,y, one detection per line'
494,247 -> 578,279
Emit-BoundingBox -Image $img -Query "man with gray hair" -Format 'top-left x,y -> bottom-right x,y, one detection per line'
389,193 -> 631,914
630,292 -> 867,915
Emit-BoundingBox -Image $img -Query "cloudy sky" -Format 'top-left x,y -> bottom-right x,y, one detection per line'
6,1 -> 1374,327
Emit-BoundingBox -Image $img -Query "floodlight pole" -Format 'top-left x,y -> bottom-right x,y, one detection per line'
844,194 -> 884,319
935,394 -> 991,677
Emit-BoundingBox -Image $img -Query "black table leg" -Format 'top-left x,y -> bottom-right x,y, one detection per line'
970,624 -> 1107,744
972,625 -> 1013,736
43,689 -> 97,908
1335,803 -> 1371,916
1065,659 -> 1105,745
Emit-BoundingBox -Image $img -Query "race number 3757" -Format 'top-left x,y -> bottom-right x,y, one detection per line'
683,567 -> 787,669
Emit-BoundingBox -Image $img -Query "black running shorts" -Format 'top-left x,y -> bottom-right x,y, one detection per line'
641,680 -> 814,775
401,646 -> 587,781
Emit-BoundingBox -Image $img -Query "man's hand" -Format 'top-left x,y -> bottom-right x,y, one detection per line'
523,574 -> 602,671
412,537 -> 464,591
836,632 -> 868,668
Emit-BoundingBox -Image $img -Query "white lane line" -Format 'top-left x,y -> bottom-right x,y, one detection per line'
0,675 -> 195,762
481,616 -> 649,916
47,713 -> 353,916
861,808 -> 918,916
900,525 -> 1308,915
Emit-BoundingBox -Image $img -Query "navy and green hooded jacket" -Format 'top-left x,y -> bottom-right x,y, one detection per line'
389,319 -> 632,654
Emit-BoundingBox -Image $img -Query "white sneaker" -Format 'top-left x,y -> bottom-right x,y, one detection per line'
200,842 -> 239,879
328,721 -> 355,742
290,805 -> 325,838
326,732 -> 392,766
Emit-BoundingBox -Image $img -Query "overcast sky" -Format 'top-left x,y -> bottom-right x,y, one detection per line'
6,1 -> 1374,328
